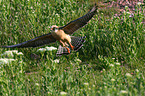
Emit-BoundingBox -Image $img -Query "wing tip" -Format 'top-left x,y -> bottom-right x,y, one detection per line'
1,44 -> 23,48
1,45 -> 10,48
90,3 -> 98,13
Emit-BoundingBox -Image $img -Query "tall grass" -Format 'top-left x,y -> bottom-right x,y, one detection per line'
0,0 -> 145,95
82,6 -> 144,60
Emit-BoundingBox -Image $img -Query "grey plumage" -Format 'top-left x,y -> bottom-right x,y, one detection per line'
56,36 -> 86,56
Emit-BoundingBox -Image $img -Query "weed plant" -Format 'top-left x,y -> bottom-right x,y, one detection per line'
0,0 -> 145,95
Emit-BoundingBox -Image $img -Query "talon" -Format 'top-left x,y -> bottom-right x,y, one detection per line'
66,47 -> 70,53
70,45 -> 74,50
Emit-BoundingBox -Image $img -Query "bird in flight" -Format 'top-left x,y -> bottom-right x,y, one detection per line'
2,4 -> 97,56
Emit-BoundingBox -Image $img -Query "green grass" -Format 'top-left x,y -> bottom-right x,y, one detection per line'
0,0 -> 145,95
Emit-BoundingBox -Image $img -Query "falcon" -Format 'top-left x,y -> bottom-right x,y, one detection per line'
2,4 -> 97,56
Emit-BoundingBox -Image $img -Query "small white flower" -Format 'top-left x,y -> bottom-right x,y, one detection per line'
35,83 -> 39,86
6,58 -> 15,63
0,58 -> 15,65
75,58 -> 82,63
112,58 -> 115,60
109,64 -> 114,67
137,2 -> 142,6
135,69 -> 139,73
37,48 -> 46,52
37,46 -> 57,52
116,62 -> 120,66
19,61 -> 23,64
16,52 -> 24,55
126,12 -> 131,15
54,59 -> 60,63
1,50 -> 19,57
60,91 -> 67,96
11,50 -> 18,53
103,69 -> 105,72
47,92 -> 51,95
7,59 -> 15,62
125,73 -> 132,78
45,46 -> 57,51
1,51 -> 14,57
0,58 -> 8,65
120,90 -> 128,94
84,83 -> 89,86
111,79 -> 115,82
125,6 -> 128,10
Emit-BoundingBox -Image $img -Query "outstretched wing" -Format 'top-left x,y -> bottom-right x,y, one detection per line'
2,33 -> 56,48
59,4 -> 97,34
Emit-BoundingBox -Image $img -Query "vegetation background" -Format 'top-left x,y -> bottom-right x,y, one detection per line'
0,0 -> 145,95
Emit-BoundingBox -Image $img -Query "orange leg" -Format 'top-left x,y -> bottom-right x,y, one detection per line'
70,44 -> 74,50
65,47 -> 70,53
68,42 -> 74,50
59,40 -> 71,53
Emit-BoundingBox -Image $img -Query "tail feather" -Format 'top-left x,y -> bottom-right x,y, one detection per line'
56,36 -> 86,56
71,36 -> 86,51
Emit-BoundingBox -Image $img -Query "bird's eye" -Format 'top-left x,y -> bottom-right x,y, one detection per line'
51,27 -> 55,31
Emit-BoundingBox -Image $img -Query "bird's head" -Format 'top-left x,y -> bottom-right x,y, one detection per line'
50,25 -> 59,31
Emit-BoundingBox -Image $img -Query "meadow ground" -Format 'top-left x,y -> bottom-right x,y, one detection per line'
0,0 -> 145,95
